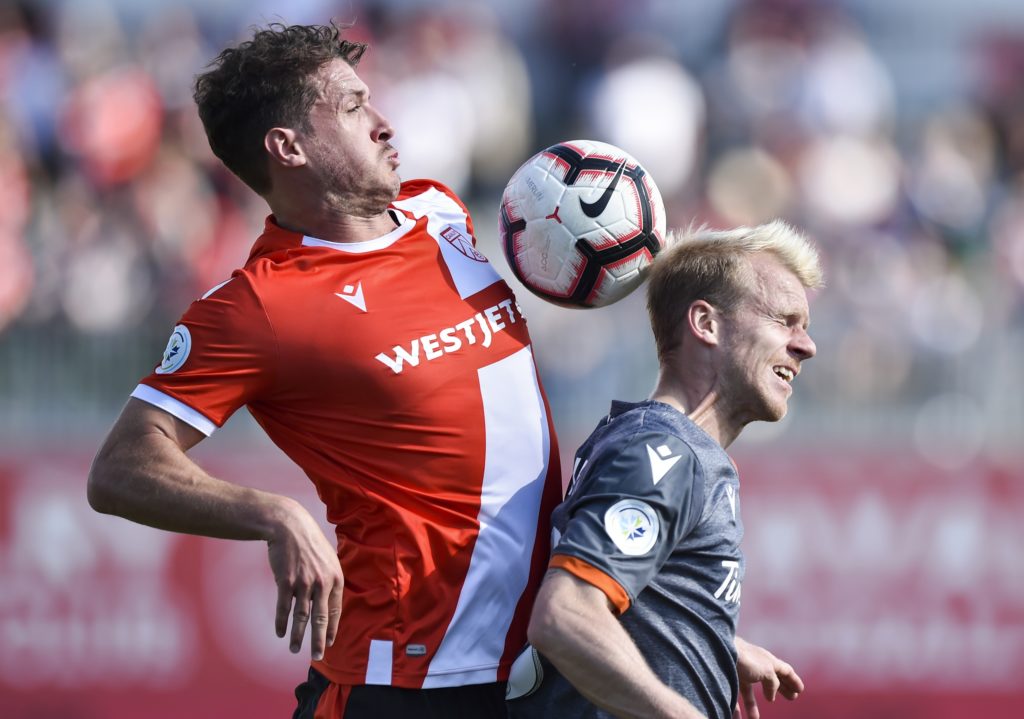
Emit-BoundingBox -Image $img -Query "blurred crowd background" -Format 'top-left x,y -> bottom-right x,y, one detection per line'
2,0 -> 1024,462
1,1 -> 1023,718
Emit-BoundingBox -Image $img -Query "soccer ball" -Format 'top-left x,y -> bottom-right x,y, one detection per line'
499,139 -> 667,308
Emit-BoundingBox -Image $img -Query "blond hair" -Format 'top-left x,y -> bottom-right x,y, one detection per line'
646,220 -> 823,363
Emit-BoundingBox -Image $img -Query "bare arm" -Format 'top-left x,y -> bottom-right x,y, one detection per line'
527,569 -> 707,719
732,636 -> 804,719
88,398 -> 343,659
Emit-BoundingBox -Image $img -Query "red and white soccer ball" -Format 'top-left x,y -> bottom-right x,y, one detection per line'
499,139 -> 667,308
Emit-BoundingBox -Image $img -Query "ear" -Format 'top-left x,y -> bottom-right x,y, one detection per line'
686,300 -> 721,347
264,127 -> 307,169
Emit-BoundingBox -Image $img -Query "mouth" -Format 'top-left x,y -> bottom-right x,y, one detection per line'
384,146 -> 400,168
773,365 -> 795,383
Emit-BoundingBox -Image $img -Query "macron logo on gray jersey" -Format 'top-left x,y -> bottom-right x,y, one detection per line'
646,444 -> 681,484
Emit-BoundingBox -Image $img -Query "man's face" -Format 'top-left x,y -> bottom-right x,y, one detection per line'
300,59 -> 401,215
716,252 -> 817,425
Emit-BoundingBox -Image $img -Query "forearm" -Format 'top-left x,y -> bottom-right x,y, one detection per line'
538,619 -> 698,719
89,399 -> 344,661
529,572 -> 706,719
88,410 -> 297,542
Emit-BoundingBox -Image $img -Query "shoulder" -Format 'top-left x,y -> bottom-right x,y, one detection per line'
177,271 -> 273,338
618,401 -> 732,474
395,179 -> 472,218
571,406 -> 702,496
592,401 -> 700,460
567,402 -> 715,504
598,426 -> 701,486
397,178 -> 464,204
194,270 -> 263,306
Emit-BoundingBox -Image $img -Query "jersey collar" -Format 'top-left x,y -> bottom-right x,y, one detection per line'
247,216 -> 301,263
248,213 -> 415,264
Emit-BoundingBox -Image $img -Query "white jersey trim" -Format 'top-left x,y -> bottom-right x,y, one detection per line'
422,345 -> 549,687
418,665 -> 504,689
130,384 -> 217,436
365,639 -> 394,685
200,277 -> 234,300
301,214 -> 415,254
392,187 -> 502,300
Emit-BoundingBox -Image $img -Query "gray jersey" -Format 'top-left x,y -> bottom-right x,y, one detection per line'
511,400 -> 743,719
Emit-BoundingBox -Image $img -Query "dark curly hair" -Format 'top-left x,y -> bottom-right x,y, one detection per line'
193,22 -> 367,194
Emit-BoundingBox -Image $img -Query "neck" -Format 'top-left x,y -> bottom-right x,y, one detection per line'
650,371 -> 743,449
272,206 -> 398,244
268,180 -> 399,243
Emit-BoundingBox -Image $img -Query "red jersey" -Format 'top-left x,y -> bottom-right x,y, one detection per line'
133,180 -> 563,689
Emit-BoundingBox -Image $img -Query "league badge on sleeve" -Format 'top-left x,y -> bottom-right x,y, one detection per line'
155,324 -> 191,374
603,499 -> 660,556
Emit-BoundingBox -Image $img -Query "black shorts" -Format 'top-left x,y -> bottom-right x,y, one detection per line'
292,667 -> 508,719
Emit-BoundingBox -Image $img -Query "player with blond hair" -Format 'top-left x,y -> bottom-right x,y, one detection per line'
513,221 -> 821,719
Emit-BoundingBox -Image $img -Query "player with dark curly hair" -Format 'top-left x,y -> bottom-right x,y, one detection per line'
88,22 -> 562,719
193,23 -> 367,196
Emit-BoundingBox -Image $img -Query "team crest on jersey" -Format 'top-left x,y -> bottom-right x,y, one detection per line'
603,499 -> 659,556
156,324 -> 191,374
440,225 -> 486,262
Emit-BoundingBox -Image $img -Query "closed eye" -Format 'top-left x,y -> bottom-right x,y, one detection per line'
779,313 -> 809,331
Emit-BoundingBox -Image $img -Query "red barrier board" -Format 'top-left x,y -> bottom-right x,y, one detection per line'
1,448 -> 1022,718
732,451 -> 1024,718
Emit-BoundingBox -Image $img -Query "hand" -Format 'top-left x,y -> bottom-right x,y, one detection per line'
732,636 -> 803,719
266,499 -> 344,661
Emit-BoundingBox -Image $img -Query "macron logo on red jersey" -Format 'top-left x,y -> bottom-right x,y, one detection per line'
375,299 -> 520,374
335,282 -> 367,312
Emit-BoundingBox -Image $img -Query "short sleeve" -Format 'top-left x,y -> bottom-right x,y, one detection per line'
132,275 -> 277,435
550,431 -> 705,612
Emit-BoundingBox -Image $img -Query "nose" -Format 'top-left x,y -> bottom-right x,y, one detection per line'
791,327 -> 816,361
370,105 -> 394,144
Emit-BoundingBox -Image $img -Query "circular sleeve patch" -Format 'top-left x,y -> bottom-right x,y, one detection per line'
603,499 -> 660,556
155,324 -> 191,375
